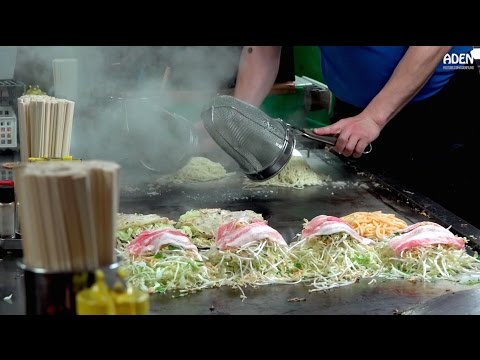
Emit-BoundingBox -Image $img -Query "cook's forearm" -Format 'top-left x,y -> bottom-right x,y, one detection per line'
364,46 -> 452,128
234,46 -> 282,107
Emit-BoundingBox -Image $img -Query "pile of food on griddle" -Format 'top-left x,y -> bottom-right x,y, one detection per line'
116,209 -> 480,298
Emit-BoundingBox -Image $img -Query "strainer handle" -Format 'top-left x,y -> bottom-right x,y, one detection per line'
299,129 -> 337,146
289,125 -> 373,154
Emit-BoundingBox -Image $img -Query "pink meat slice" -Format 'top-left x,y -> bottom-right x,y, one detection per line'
216,220 -> 287,250
127,228 -> 198,256
388,221 -> 465,255
396,221 -> 443,234
301,215 -> 372,245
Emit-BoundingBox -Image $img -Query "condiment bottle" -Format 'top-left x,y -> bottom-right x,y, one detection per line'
111,268 -> 149,315
76,270 -> 116,315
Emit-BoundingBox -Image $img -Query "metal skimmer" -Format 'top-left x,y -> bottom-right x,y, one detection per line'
201,95 -> 371,181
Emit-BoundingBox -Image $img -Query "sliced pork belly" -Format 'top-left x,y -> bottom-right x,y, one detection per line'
216,220 -> 287,250
388,221 -> 465,255
127,228 -> 199,256
301,215 -> 373,245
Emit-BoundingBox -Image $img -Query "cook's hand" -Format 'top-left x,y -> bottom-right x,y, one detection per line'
313,112 -> 382,158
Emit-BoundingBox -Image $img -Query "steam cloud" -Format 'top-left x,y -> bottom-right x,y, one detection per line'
13,46 -> 242,185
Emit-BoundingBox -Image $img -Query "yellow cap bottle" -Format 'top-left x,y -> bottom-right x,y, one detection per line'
111,269 -> 136,315
114,268 -> 150,315
76,270 -> 116,315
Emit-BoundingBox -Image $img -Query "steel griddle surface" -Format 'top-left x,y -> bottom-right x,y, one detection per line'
147,279 -> 475,315
116,150 -> 480,315
121,151 -> 429,235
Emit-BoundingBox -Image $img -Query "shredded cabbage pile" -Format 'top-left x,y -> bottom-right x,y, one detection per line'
288,234 -> 383,291
117,214 -> 480,298
119,235 -> 480,297
175,209 -> 222,248
376,243 -> 480,282
120,248 -> 211,295
203,241 -> 302,288
175,209 -> 264,249
116,213 -> 176,244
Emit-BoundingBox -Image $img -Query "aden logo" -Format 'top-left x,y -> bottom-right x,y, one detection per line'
443,49 -> 479,70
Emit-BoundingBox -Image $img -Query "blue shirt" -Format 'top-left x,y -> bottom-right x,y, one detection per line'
319,46 -> 473,108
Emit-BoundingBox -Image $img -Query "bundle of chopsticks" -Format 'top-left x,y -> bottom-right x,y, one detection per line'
17,95 -> 75,162
15,160 -> 120,272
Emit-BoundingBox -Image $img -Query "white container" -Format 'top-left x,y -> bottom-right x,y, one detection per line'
0,46 -> 17,79
52,58 -> 78,100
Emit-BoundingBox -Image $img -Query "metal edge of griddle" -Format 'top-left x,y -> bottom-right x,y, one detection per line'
359,171 -> 480,252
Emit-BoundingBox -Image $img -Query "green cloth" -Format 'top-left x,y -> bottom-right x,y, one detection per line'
260,46 -> 334,129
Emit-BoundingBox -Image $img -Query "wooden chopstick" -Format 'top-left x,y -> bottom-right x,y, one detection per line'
15,161 -> 120,271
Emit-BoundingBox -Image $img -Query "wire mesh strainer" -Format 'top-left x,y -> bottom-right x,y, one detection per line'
201,95 -> 295,181
201,95 -> 372,181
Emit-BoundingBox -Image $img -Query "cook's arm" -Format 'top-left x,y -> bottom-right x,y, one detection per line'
314,46 -> 453,157
358,46 -> 452,127
234,46 -> 282,107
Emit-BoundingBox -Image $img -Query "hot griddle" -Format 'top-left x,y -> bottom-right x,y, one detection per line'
1,149 -> 479,315
116,149 -> 480,315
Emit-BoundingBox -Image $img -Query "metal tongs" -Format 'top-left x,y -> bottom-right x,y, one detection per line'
286,123 -> 373,154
